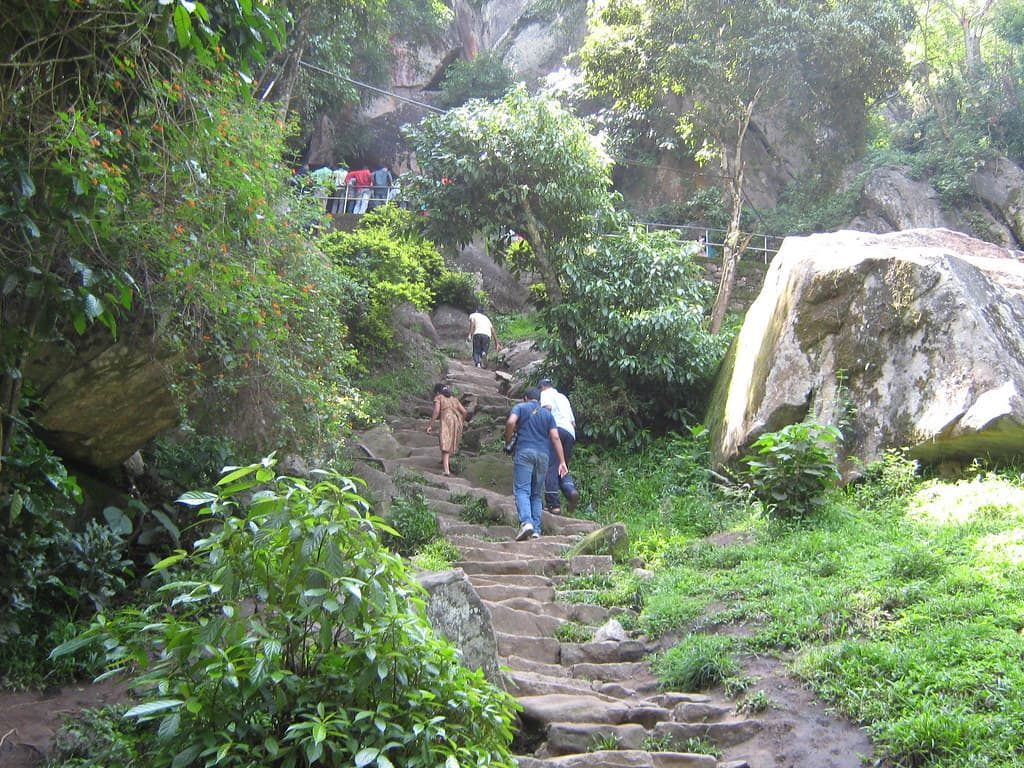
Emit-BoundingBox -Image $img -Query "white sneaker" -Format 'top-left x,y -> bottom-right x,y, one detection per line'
531,532 -> 541,539
515,523 -> 534,541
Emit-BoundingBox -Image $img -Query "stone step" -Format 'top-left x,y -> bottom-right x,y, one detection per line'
487,602 -> 565,637
471,573 -> 555,590
439,520 -> 518,538
496,632 -> 561,665
569,661 -> 652,683
518,693 -> 631,727
516,752 -> 718,768
504,655 -> 571,678
455,556 -> 570,577
481,596 -> 611,626
457,541 -> 569,562
544,723 -> 651,755
651,721 -> 763,750
475,583 -> 558,603
505,669 -> 604,698
560,640 -> 652,666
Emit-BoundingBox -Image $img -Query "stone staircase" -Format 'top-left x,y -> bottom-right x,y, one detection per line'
352,357 -> 764,768
351,355 -> 873,768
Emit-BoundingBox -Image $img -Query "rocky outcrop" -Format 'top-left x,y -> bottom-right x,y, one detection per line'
418,567 -> 502,683
708,228 -> 1024,474
27,326 -> 180,471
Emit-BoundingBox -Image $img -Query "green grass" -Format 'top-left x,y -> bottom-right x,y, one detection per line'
494,311 -> 546,344
581,431 -> 1024,767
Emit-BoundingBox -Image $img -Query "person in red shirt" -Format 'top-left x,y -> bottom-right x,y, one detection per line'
344,166 -> 373,213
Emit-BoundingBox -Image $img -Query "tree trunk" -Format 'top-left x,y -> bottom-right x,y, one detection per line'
709,101 -> 757,335
521,198 -> 562,306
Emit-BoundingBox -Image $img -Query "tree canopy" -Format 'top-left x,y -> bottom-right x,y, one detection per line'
580,0 -> 914,331
402,87 -> 614,307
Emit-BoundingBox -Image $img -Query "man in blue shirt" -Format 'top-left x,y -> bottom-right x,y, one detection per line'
504,388 -> 568,541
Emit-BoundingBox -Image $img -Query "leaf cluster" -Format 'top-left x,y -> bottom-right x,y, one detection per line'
741,421 -> 842,519
545,216 -> 727,445
53,458 -> 518,767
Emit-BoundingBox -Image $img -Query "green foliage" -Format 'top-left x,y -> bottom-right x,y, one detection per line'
318,206 -> 447,359
457,495 -> 501,525
411,539 -> 461,571
437,51 -> 514,108
0,431 -> 128,685
52,458 -> 518,768
753,173 -> 860,236
384,492 -> 441,556
495,312 -> 547,344
403,87 -> 613,306
432,270 -> 486,312
741,422 -> 842,519
651,634 -> 739,691
587,732 -> 621,751
554,621 -> 595,644
547,217 -> 727,446
47,706 -> 141,768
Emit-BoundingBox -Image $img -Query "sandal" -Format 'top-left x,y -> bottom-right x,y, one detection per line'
547,506 -> 561,515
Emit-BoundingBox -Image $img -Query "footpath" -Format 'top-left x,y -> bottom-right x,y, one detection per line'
351,352 -> 877,768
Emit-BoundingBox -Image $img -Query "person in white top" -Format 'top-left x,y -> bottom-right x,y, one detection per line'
467,308 -> 501,368
538,378 -> 579,513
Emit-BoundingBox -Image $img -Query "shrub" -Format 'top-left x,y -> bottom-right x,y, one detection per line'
384,493 -> 441,556
411,539 -> 461,571
53,458 -> 518,768
741,421 -> 842,518
0,431 -> 129,685
651,634 -> 739,691
437,51 -> 514,108
433,270 -> 485,311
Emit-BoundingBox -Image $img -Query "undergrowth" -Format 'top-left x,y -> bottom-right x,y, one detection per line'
578,429 -> 1024,768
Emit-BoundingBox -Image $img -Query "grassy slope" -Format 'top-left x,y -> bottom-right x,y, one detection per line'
571,433 -> 1024,768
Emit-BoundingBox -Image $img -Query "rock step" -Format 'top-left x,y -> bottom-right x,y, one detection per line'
456,555 -> 612,577
515,751 -> 720,768
456,541 -> 570,561
496,632 -> 561,664
480,595 -> 611,626
517,694 -> 672,729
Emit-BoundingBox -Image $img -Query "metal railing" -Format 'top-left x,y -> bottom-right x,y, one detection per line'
641,221 -> 784,264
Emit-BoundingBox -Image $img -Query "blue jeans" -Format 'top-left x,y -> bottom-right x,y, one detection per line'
545,427 -> 575,509
513,448 -> 548,534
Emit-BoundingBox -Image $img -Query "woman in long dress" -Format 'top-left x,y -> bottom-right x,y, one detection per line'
426,383 -> 468,476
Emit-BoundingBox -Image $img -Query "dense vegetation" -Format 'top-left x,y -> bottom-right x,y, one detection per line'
570,434 -> 1024,768
6,1 -> 1024,766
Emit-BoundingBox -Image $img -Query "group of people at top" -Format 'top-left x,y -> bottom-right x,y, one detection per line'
295,163 -> 398,215
425,308 -> 580,542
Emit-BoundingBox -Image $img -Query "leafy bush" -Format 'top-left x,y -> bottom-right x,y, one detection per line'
741,421 -> 842,518
53,458 -> 518,768
383,492 -> 440,556
411,539 -> 461,571
458,495 -> 501,525
547,215 -> 728,446
0,431 -> 129,685
318,206 -> 447,359
438,50 -> 514,108
651,633 -> 739,691
433,269 -> 485,311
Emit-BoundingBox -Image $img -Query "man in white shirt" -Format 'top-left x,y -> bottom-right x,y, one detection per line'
538,378 -> 579,513
467,308 -> 501,368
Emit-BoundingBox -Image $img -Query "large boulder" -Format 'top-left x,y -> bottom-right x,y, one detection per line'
27,326 -> 180,471
417,568 -> 502,684
708,228 -> 1024,475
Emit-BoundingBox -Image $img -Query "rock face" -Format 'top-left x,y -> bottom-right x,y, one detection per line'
27,327 -> 180,471
418,568 -> 503,684
708,228 -> 1024,474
